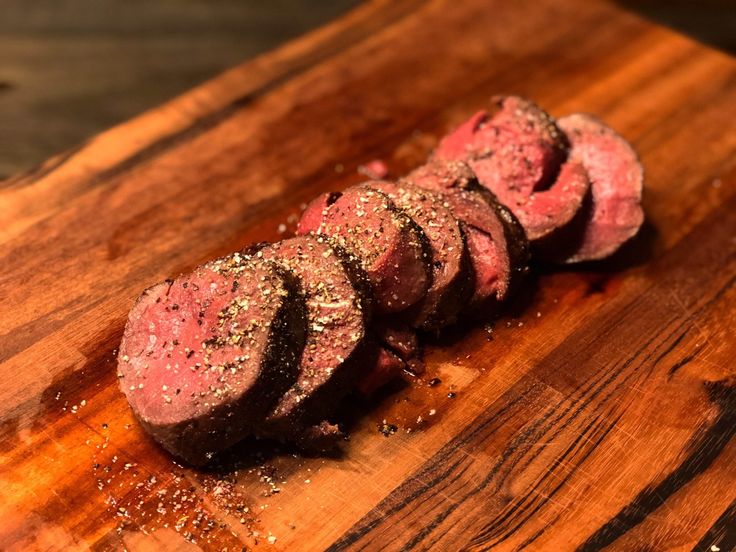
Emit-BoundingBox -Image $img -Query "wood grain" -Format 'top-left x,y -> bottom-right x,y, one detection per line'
1,0 -> 735,550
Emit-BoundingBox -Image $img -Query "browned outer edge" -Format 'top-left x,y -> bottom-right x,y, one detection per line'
405,221 -> 473,332
246,237 -> 377,447
470,155 -> 591,262
449,175 -> 531,311
136,260 -> 308,466
368,185 -> 435,303
556,113 -> 645,264
288,237 -> 377,432
324,235 -> 376,327
490,94 -> 570,191
365,182 -> 476,332
531,185 -> 593,262
419,222 -> 475,332
399,163 -> 529,318
434,221 -> 475,333
475,185 -> 532,300
347,185 -> 434,313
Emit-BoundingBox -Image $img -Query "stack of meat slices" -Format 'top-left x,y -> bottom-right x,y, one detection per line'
118,96 -> 644,464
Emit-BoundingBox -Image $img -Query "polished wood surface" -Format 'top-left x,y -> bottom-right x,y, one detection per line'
1,0 -> 735,550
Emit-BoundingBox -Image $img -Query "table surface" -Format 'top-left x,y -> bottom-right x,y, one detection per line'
1,0 -> 735,550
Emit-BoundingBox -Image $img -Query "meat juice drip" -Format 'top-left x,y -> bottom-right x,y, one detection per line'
372,359 -> 462,436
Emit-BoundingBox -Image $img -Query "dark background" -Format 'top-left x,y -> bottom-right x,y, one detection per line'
0,0 -> 360,178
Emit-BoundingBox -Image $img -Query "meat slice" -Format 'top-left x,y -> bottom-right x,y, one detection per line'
434,96 -> 590,245
557,113 -> 644,262
376,322 -> 419,361
357,347 -> 405,397
472,157 -> 590,244
407,159 -> 477,191
367,181 -> 473,329
435,96 -> 567,195
118,253 -> 306,465
254,235 -> 370,445
405,160 -> 529,309
297,186 -> 431,313
354,321 -> 426,396
297,192 -> 339,236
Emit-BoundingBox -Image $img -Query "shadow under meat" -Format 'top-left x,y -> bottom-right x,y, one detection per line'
538,217 -> 659,276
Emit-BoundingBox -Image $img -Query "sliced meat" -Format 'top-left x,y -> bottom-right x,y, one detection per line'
433,111 -> 487,161
367,181 -> 473,329
297,192 -> 339,236
357,347 -> 405,396
557,113 -> 644,262
297,185 -> 431,313
254,235 -> 370,442
407,158 -> 477,191
405,160 -> 529,309
376,322 -> 419,361
357,329 -> 426,396
355,322 -> 423,395
435,95 -> 567,195
434,95 -> 590,244
472,157 -> 591,243
450,191 -> 526,305
463,226 -> 503,303
118,253 -> 306,465
295,420 -> 345,451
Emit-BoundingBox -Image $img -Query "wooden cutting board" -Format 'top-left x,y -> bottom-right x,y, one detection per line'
1,1 -> 735,550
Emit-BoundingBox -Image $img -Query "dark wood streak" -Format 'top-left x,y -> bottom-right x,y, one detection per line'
0,294 -> 109,365
452,308 -> 695,550
401,405 -> 565,551
333,345 -> 631,551
413,360 -> 637,551
692,498 -> 736,552
657,272 -> 736,381
325,383 -> 549,551
468,410 -> 626,551
483,314 -> 734,551
577,379 -> 736,552
651,327 -> 689,368
466,325 -> 680,549
667,349 -> 700,379
332,322 -> 682,551
0,321 -> 122,453
470,356 -> 658,547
